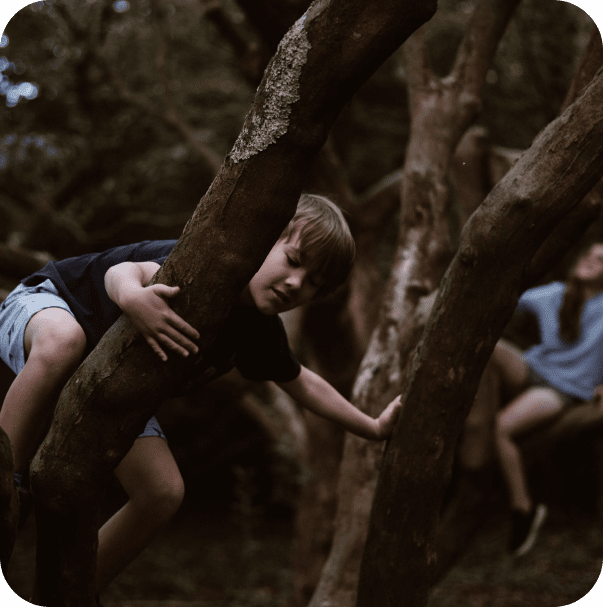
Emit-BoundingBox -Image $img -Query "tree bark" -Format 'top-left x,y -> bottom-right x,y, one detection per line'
357,68 -> 603,607
308,1 -> 521,605
0,426 -> 18,573
433,28 -> 603,584
23,1 -> 437,605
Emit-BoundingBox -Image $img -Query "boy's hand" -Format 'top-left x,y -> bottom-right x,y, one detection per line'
375,395 -> 402,440
121,284 -> 200,362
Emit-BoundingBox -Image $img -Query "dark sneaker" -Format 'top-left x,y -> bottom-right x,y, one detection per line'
508,504 -> 548,557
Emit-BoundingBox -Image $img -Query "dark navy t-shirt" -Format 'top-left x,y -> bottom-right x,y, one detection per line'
22,240 -> 301,384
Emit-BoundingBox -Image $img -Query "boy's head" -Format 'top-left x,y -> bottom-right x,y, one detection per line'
280,194 -> 355,295
242,194 -> 355,315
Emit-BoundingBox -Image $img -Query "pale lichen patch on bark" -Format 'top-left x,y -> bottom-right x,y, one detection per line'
229,17 -> 312,163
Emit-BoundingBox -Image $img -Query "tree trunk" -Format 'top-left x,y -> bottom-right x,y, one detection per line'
357,67 -> 603,607
23,1 -> 437,605
433,26 -> 603,584
0,426 -> 18,573
308,1 -> 521,605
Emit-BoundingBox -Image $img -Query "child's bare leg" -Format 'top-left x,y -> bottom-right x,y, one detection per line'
495,387 -> 565,513
96,436 -> 185,592
0,308 -> 86,474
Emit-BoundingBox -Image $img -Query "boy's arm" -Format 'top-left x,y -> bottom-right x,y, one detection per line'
277,366 -> 401,440
105,261 -> 199,361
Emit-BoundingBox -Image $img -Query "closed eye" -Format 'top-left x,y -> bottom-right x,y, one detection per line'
286,254 -> 301,268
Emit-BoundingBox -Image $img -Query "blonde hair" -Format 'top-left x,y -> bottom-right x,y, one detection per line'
280,194 -> 355,295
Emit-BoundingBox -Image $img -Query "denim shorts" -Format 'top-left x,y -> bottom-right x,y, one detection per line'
0,280 -> 166,440
525,366 -> 583,408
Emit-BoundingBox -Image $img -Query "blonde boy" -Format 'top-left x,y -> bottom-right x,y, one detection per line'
0,194 -> 401,591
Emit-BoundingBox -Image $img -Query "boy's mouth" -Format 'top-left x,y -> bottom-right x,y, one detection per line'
272,288 -> 291,304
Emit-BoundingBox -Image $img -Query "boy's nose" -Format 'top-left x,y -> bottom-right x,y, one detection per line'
285,269 -> 305,291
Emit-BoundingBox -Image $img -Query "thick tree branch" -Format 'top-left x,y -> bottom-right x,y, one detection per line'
358,68 -> 603,607
27,2 -> 438,604
307,1 -> 536,605
452,0 -> 521,99
432,30 -> 603,586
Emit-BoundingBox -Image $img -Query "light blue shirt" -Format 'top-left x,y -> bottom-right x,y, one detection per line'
518,282 -> 603,400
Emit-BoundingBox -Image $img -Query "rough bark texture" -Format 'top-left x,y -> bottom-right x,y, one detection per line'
307,1 -> 520,605
433,28 -> 603,583
0,426 -> 18,572
23,1 -> 437,605
357,68 -> 603,607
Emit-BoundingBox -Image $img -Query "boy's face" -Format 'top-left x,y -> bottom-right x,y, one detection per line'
242,230 -> 323,315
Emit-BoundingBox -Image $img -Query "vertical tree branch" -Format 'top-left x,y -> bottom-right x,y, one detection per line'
433,29 -> 603,585
309,1 -> 521,605
358,70 -> 603,607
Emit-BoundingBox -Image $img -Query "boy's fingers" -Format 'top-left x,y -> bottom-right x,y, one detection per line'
157,332 -> 197,358
162,322 -> 199,354
169,315 -> 200,341
148,286 -> 199,341
147,337 -> 168,362
152,284 -> 180,298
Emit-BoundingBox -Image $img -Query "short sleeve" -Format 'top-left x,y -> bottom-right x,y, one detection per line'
234,312 -> 301,382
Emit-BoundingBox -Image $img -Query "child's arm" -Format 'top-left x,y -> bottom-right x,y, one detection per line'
277,366 -> 401,440
105,261 -> 199,361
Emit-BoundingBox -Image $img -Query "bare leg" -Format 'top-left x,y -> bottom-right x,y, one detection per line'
95,436 -> 185,592
495,387 -> 565,513
458,339 -> 528,471
490,338 -> 530,398
0,308 -> 86,474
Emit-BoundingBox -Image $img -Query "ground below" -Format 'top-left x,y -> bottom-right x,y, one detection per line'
4,499 -> 602,606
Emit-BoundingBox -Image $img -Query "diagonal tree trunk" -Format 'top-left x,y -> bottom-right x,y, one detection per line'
307,1 -> 521,605
358,67 -> 603,607
434,26 -> 603,583
21,1 -> 437,605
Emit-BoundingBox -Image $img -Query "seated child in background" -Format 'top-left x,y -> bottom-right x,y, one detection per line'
491,243 -> 603,557
0,193 -> 401,592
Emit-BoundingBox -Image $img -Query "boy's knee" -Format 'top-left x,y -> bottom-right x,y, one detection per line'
140,476 -> 185,520
28,320 -> 86,374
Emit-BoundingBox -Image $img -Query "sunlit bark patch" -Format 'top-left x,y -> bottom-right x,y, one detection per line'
229,17 -> 311,163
